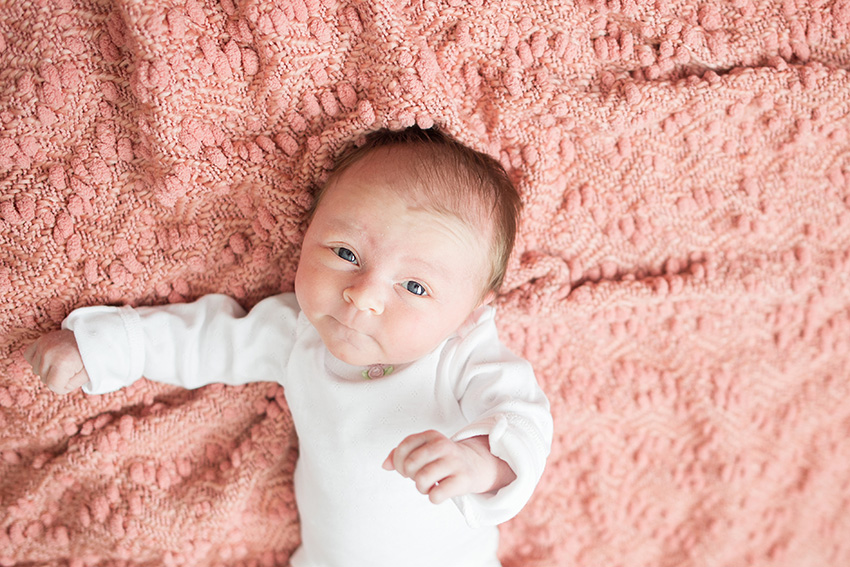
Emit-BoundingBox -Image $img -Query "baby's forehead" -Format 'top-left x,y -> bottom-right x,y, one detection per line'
323,142 -> 498,247
347,144 -> 427,180
349,145 -> 490,214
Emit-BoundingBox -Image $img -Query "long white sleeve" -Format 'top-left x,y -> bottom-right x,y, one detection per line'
445,308 -> 553,528
62,293 -> 301,394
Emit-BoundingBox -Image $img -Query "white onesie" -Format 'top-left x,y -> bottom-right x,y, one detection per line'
64,293 -> 553,567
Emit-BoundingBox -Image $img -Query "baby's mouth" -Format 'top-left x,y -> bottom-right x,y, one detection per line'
333,313 -> 367,332
331,315 -> 370,338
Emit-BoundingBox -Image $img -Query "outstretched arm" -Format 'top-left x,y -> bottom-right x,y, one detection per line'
27,293 -> 301,395
382,430 -> 516,504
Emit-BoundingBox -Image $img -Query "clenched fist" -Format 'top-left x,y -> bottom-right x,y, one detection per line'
25,330 -> 90,395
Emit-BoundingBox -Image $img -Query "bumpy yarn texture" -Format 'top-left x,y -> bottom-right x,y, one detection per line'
2,0 -> 850,565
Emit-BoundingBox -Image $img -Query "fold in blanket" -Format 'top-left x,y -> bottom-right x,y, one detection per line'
2,0 -> 850,565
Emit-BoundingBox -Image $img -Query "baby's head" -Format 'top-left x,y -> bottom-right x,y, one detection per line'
295,127 -> 521,367
314,127 -> 521,295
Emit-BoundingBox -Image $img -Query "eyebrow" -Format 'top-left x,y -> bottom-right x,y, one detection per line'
401,255 -> 453,282
321,216 -> 363,238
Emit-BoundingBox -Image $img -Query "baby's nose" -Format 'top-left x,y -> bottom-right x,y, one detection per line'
342,278 -> 385,314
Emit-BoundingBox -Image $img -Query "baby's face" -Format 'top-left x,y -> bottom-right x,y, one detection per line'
295,149 -> 494,367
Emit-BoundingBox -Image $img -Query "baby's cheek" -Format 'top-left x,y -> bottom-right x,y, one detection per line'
295,264 -> 330,311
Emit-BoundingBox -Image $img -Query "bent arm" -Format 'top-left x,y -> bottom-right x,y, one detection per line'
444,311 -> 554,527
451,359 -> 553,527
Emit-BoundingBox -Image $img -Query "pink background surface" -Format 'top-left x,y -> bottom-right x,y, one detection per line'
2,0 -> 850,565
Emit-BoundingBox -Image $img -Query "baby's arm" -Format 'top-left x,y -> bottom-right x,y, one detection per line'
26,294 -> 301,395
385,308 -> 553,525
25,330 -> 91,395
382,431 -> 516,505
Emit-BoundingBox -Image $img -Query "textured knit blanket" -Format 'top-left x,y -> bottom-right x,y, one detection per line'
2,0 -> 850,565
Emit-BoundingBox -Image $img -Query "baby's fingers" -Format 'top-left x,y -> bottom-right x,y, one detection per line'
42,363 -> 73,394
425,474 -> 467,505
24,336 -> 51,373
384,430 -> 446,478
412,458 -> 452,495
41,352 -> 87,394
63,368 -> 91,393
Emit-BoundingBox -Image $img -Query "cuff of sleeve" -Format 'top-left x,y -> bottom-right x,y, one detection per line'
451,414 -> 545,528
62,305 -> 144,394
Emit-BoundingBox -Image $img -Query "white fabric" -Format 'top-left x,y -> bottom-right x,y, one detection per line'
63,293 -> 553,567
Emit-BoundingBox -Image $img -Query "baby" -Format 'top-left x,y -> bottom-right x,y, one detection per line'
26,127 -> 553,567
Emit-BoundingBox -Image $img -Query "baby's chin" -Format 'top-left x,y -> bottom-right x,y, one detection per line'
320,327 -> 437,368
324,340 -> 384,367
326,341 -> 427,369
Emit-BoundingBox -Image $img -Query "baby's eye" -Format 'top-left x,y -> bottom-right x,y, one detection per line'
333,247 -> 358,265
404,281 -> 428,296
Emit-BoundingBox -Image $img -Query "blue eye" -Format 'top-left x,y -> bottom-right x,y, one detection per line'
405,281 -> 427,296
334,247 -> 358,264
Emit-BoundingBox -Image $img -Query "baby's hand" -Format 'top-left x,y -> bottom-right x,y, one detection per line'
24,330 -> 90,395
382,430 -> 516,505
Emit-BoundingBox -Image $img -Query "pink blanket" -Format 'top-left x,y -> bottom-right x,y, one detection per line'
3,0 -> 850,564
